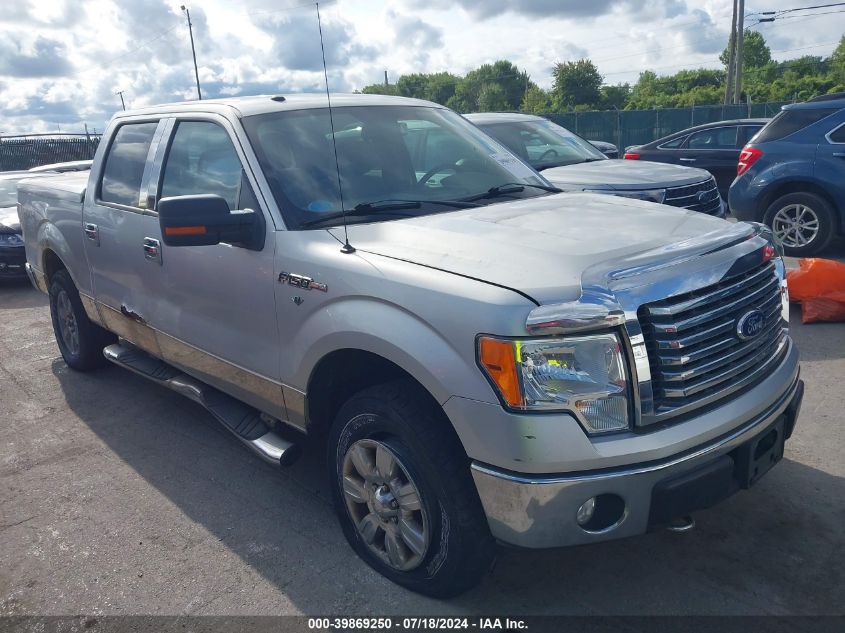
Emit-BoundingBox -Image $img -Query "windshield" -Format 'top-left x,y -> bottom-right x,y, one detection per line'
479,119 -> 607,170
242,105 -> 550,229
0,178 -> 23,208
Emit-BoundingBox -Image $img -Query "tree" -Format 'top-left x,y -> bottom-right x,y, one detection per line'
551,59 -> 602,109
361,83 -> 400,96
721,30 -> 772,70
600,84 -> 630,110
455,60 -> 531,112
521,86 -> 551,113
476,83 -> 509,111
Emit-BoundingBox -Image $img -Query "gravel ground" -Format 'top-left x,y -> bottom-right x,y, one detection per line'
0,252 -> 843,616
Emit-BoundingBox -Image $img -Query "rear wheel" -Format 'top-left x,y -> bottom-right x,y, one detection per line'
328,379 -> 496,598
764,192 -> 835,257
49,269 -> 115,371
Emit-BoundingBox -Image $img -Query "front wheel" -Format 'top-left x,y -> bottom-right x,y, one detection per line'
328,379 -> 496,598
49,269 -> 115,371
764,192 -> 836,257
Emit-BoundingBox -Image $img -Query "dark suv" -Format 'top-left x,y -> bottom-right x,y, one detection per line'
729,94 -> 845,256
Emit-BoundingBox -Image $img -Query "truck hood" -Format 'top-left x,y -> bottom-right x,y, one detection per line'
331,193 -> 739,305
542,159 -> 711,190
0,206 -> 20,232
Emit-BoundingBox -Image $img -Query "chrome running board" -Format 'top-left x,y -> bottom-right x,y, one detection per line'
103,343 -> 300,466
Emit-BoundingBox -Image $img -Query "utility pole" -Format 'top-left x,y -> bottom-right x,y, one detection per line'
734,0 -> 745,105
115,90 -> 126,111
181,5 -> 202,100
724,0 -> 738,104
384,70 -> 389,87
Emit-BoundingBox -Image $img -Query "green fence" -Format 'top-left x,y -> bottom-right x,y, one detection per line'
542,102 -> 789,151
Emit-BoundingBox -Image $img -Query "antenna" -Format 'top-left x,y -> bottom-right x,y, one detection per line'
316,1 -> 354,254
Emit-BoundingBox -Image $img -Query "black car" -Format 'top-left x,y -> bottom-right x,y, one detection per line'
0,171 -> 52,279
624,118 -> 769,199
588,139 -> 619,159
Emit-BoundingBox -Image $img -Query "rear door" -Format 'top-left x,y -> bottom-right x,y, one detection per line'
677,126 -> 740,197
815,119 -> 845,220
83,118 -> 169,348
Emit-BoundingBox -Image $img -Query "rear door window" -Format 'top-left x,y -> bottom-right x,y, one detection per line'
828,123 -> 845,143
739,125 -> 764,145
99,122 -> 159,207
754,108 -> 839,143
659,136 -> 686,149
686,127 -> 738,150
159,121 -> 256,211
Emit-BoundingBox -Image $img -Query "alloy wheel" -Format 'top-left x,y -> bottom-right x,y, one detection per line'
772,203 -> 820,249
341,438 -> 430,572
55,290 -> 80,356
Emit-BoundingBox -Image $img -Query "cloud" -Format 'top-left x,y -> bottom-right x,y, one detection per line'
0,37 -> 74,78
679,9 -> 726,55
389,10 -> 443,50
251,10 -> 378,73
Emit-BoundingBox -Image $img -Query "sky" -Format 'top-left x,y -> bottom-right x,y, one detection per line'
0,0 -> 842,135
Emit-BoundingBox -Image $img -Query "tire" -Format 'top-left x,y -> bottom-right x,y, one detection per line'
327,379 -> 496,598
764,192 -> 836,257
49,269 -> 115,371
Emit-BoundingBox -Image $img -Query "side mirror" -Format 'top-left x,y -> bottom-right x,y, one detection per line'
157,194 -> 263,250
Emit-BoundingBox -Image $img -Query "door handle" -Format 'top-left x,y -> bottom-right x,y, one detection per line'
84,223 -> 99,245
679,157 -> 696,162
143,237 -> 162,265
833,152 -> 845,158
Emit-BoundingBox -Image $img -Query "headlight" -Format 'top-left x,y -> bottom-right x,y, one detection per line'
0,233 -> 24,246
584,188 -> 667,204
478,333 -> 631,434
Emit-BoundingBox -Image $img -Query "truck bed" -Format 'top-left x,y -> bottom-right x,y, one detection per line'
18,170 -> 90,293
18,171 -> 88,203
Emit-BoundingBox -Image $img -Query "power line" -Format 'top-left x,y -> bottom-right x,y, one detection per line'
751,7 -> 845,23
248,0 -> 337,16
601,40 -> 840,77
70,24 -> 180,77
774,1 -> 845,13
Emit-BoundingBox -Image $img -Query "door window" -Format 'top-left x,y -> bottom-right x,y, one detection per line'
99,122 -> 159,207
740,125 -> 765,145
686,127 -> 738,150
659,136 -> 686,149
755,108 -> 839,143
828,123 -> 845,143
160,121 -> 255,210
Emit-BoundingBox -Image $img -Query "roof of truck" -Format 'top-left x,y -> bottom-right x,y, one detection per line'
116,93 -> 439,119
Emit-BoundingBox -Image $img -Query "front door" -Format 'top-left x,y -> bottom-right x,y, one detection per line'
143,117 -> 285,418
678,125 -> 740,198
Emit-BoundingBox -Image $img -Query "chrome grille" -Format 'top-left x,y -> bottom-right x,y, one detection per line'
664,177 -> 722,215
638,261 -> 787,419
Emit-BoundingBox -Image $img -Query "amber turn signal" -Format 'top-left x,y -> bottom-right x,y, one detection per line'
164,225 -> 207,236
478,337 -> 522,407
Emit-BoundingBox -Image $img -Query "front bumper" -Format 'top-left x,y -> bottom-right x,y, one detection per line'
471,369 -> 803,549
0,245 -> 27,278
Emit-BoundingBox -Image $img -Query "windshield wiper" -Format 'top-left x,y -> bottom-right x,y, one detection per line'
463,182 -> 561,202
299,198 -> 480,229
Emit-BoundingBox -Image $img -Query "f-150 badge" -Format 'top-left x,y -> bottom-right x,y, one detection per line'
278,271 -> 327,292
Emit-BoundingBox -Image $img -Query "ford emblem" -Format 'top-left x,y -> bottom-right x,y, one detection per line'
736,309 -> 765,341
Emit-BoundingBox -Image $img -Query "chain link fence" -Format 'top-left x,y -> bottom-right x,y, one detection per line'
543,102 -> 789,151
0,134 -> 102,172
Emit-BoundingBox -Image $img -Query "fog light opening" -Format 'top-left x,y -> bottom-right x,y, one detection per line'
576,494 -> 626,533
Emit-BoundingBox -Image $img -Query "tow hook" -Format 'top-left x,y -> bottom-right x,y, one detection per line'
665,515 -> 696,533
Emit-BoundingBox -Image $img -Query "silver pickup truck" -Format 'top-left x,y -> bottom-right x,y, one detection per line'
18,94 -> 803,598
